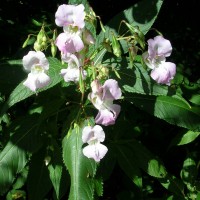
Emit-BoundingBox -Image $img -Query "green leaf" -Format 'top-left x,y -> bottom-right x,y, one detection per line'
62,121 -> 97,200
170,130 -> 200,146
180,155 -> 198,185
0,114 -> 43,195
94,178 -> 103,197
0,57 -> 63,117
115,144 -> 142,188
12,167 -> 28,190
27,148 -> 52,200
129,94 -> 200,131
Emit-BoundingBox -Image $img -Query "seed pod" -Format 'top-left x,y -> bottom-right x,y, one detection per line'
111,33 -> 121,57
22,35 -> 31,48
51,42 -> 57,57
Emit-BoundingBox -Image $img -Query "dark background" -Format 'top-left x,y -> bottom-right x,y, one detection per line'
0,0 -> 200,80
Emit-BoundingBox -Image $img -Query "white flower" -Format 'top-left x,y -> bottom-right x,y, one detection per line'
60,53 -> 87,82
82,125 -> 108,162
22,51 -> 50,92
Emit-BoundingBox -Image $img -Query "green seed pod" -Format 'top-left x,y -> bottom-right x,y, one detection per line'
111,33 -> 121,57
33,41 -> 41,51
51,42 -> 57,57
22,35 -> 31,48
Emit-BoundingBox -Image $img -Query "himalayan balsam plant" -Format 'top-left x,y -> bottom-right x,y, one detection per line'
0,0 -> 200,199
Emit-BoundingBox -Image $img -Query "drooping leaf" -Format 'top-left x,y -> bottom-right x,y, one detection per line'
0,114 -> 43,195
0,57 -> 63,117
62,121 -> 97,200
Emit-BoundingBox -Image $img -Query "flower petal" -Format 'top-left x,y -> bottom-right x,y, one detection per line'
148,35 -> 172,59
150,62 -> 176,85
23,72 -> 50,92
82,126 -> 93,143
23,51 -> 49,71
55,4 -> 85,28
95,104 -> 121,126
92,125 -> 105,142
82,143 -> 108,162
102,79 -> 122,100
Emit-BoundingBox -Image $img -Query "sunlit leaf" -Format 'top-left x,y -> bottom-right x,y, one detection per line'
62,120 -> 97,200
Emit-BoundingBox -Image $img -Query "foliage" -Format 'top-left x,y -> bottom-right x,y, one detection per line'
0,0 -> 200,199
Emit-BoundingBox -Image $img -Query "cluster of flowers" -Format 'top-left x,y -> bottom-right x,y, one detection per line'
21,4 -> 176,162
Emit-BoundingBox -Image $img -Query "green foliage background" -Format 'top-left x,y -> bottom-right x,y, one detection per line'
0,0 -> 200,200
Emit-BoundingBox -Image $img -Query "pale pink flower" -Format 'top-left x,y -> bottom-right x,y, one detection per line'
60,53 -> 86,82
142,35 -> 176,85
88,79 -> 122,126
55,4 -> 85,29
82,125 -> 108,162
22,51 -> 50,92
55,32 -> 84,54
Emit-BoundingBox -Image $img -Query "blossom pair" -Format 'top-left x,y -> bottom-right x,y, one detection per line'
142,35 -> 176,85
82,79 -> 122,162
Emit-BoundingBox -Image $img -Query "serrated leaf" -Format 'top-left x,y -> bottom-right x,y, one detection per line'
94,178 -> 103,197
0,114 -> 43,195
62,121 -> 97,200
129,94 -> 200,131
0,57 -> 63,117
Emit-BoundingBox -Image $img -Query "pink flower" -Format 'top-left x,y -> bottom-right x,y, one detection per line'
22,51 -> 50,92
147,35 -> 172,62
150,62 -> 176,85
55,4 -> 85,29
82,125 -> 108,162
142,35 -> 176,85
88,79 -> 122,126
55,32 -> 84,54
